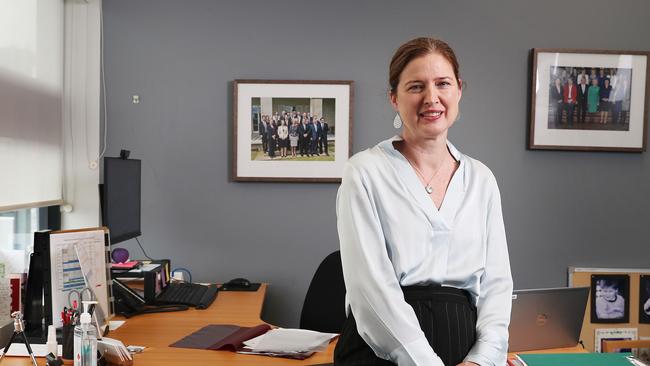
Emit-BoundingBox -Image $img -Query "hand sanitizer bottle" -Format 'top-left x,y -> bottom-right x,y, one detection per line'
74,300 -> 98,366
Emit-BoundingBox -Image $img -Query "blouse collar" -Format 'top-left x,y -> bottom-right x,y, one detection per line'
378,135 -> 466,228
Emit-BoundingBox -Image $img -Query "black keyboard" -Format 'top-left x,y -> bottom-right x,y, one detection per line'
156,282 -> 218,309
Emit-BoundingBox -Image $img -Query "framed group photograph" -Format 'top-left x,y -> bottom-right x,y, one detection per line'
591,274 -> 630,323
232,80 -> 353,182
640,275 -> 650,324
529,48 -> 650,152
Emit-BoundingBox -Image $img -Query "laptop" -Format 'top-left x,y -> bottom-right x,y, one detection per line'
508,287 -> 590,352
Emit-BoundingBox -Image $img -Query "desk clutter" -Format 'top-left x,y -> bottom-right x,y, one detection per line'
170,324 -> 337,360
111,259 -> 219,317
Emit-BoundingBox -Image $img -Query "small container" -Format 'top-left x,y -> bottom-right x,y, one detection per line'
61,324 -> 75,360
46,325 -> 58,356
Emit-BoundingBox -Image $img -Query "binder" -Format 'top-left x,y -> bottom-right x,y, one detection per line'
517,352 -> 635,366
170,324 -> 271,351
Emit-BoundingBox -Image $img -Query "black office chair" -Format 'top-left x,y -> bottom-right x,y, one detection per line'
300,250 -> 347,333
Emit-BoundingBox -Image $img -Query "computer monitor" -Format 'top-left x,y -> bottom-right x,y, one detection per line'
102,157 -> 141,244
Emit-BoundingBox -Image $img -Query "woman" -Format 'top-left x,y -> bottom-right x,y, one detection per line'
587,78 -> 600,119
335,37 -> 512,366
277,120 -> 289,158
599,78 -> 612,124
289,120 -> 299,158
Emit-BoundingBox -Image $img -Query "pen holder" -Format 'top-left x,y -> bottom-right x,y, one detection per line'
61,324 -> 74,360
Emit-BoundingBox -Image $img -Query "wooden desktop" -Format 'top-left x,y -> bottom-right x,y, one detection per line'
2,284 -> 334,365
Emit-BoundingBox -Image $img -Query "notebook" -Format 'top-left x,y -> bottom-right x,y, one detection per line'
508,287 -> 589,352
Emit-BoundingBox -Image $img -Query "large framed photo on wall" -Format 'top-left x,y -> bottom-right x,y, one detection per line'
529,48 -> 650,152
232,80 -> 353,182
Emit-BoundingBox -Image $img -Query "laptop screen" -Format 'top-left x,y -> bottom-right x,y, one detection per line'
508,287 -> 589,352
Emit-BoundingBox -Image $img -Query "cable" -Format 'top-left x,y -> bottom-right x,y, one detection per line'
134,237 -> 154,261
171,268 -> 193,284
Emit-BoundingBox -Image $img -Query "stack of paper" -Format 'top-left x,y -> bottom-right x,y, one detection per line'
238,328 -> 337,360
98,337 -> 133,366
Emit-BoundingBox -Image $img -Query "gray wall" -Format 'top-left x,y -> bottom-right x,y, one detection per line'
103,0 -> 650,327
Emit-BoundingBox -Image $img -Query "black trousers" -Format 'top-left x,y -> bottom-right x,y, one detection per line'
334,285 -> 477,366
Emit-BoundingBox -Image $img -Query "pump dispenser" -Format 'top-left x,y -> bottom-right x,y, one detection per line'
46,325 -> 57,355
74,300 -> 98,366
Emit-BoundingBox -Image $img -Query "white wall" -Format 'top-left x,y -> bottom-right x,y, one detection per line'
61,0 -> 102,230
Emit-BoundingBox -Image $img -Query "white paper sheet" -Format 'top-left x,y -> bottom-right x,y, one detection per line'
49,230 -> 109,328
0,344 -> 62,357
108,320 -> 126,331
243,328 -> 337,353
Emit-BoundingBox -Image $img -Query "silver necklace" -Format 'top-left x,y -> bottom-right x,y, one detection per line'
403,155 -> 446,195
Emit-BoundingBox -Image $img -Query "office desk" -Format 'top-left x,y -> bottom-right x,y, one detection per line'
3,284 -> 335,365
3,284 -> 586,366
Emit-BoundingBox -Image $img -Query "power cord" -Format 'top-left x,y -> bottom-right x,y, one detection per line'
134,237 -> 154,260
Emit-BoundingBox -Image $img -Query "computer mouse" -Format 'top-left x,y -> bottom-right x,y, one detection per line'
226,278 -> 251,288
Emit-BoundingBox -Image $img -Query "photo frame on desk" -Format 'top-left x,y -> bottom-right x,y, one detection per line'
24,227 -> 113,338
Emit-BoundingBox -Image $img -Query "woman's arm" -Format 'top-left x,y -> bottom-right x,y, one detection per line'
337,162 -> 444,366
464,175 -> 513,366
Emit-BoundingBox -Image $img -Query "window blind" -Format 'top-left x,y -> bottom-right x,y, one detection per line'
0,0 -> 64,211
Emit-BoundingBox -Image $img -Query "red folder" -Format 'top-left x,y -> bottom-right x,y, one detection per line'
170,324 -> 272,351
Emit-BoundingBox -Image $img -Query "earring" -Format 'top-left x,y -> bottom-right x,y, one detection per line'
393,114 -> 402,129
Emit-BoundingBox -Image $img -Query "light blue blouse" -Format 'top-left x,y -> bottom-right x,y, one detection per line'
336,136 -> 513,366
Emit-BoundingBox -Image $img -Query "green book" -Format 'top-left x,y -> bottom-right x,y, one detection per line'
518,352 -> 634,366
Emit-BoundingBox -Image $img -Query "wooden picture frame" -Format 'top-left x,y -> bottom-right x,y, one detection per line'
232,79 -> 353,182
529,48 -> 649,152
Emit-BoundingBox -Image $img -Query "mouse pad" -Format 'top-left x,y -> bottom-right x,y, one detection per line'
220,283 -> 261,292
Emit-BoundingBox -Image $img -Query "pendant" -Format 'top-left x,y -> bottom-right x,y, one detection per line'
425,186 -> 434,194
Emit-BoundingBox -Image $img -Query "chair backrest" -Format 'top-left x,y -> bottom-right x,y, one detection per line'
299,250 -> 347,333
